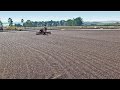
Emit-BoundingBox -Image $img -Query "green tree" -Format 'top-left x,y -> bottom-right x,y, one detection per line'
0,20 -> 3,27
8,18 -> 13,26
24,20 -> 33,27
21,19 -> 24,26
15,24 -> 22,27
66,19 -> 73,26
73,17 -> 83,26
60,20 -> 65,26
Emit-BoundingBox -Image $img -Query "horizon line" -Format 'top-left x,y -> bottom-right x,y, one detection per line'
2,20 -> 120,23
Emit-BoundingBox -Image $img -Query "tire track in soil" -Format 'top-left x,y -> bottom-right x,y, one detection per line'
7,36 -> 103,78
5,33 -> 115,78
0,34 -> 72,79
1,33 -> 88,79
3,31 -> 76,79
0,42 -> 58,79
7,40 -> 76,79
34,35 -> 120,78
0,35 -> 112,79
47,36 -> 120,78
0,43 -> 29,79
1,30 -> 120,78
41,43 -> 120,79
47,35 -> 120,66
19,32 -> 120,79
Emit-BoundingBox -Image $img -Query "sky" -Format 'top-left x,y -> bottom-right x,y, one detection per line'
1,11 -> 120,23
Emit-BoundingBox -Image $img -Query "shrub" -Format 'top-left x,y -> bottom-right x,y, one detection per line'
6,26 -> 23,31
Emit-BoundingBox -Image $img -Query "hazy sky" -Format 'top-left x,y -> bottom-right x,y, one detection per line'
1,11 -> 120,22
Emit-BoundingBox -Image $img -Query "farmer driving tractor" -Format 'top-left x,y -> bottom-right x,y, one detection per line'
36,24 -> 50,35
43,25 -> 47,35
39,24 -> 47,35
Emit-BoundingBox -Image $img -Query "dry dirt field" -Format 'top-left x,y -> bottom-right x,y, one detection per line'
0,30 -> 120,79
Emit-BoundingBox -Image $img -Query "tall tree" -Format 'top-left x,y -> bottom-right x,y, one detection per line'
21,19 -> 24,26
73,17 -> 83,26
0,20 -> 3,26
8,18 -> 13,26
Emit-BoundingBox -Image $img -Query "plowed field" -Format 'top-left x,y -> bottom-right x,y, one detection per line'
0,30 -> 120,79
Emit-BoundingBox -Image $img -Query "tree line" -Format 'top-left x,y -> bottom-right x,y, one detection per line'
1,17 -> 120,27
20,17 -> 83,27
0,17 -> 83,27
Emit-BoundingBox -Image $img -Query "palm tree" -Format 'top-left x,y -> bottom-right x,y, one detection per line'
21,19 -> 24,26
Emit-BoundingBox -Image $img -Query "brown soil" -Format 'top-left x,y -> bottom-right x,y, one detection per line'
0,30 -> 120,79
